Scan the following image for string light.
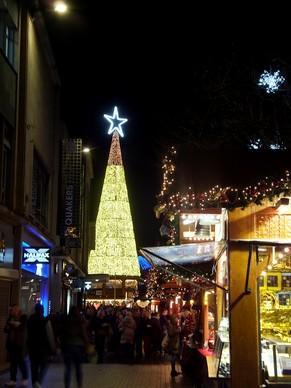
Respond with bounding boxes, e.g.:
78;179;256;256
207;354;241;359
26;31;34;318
142;265;212;300
155;148;291;243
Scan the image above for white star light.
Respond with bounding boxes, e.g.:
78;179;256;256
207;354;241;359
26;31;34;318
104;106;128;137
258;70;285;94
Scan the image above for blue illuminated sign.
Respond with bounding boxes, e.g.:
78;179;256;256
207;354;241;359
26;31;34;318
22;247;50;264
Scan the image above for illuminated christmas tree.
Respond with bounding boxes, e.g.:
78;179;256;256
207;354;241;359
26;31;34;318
88;107;140;277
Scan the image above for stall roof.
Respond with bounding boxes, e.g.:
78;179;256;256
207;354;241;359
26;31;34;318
230;239;291;246
140;241;225;266
140;241;227;291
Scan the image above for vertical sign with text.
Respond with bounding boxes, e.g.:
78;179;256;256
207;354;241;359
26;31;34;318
61;139;82;247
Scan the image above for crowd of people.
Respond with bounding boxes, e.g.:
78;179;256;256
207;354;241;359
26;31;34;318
3;302;202;388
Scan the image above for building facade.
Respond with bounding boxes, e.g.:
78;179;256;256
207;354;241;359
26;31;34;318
0;3;95;366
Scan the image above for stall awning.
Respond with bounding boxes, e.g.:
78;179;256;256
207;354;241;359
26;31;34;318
230;239;291;246
140;241;225;266
140;241;227;291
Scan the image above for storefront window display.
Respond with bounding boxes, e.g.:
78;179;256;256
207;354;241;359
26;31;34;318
20;242;50;316
258;245;291;382
179;210;227;243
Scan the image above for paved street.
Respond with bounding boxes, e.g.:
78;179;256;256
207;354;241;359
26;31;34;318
0;362;205;388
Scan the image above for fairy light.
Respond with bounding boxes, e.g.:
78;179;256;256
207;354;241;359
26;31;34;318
156;147;291;243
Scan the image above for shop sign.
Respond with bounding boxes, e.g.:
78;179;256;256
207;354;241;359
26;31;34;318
85;281;92;290
22;247;50;264
61;139;82;247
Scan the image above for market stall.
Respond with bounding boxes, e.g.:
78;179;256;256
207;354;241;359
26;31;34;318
140;241;230;383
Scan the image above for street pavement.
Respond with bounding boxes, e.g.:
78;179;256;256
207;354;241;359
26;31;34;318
0;361;205;388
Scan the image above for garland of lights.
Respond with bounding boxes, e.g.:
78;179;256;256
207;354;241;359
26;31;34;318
155;147;291;243
156;148;291;216
143;265;213;300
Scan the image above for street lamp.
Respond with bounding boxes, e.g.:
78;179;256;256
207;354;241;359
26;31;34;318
54;1;68;14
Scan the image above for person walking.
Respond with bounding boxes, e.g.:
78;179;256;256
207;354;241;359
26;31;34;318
60;306;89;388
119;310;136;364
150;312;162;360
4;305;29;387
27;303;56;388
141;310;152;361
166;315;181;377
91;309;108;363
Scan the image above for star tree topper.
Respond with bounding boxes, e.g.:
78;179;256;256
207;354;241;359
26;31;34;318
104;106;128;137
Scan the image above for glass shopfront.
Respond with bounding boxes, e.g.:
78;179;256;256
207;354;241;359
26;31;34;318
258;245;291;383
20;242;50;316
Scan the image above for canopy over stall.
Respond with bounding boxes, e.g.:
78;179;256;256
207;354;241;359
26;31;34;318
140;241;227;291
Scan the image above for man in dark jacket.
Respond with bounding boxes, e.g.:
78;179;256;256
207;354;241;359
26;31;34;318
4;304;28;387
27;303;56;388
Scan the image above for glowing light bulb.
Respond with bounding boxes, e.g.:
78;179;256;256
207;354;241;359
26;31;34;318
54;1;68;13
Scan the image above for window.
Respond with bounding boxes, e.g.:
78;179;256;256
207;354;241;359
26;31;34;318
32;151;49;226
5;25;15;65
0;11;17;68
258;276;264;287
282;274;291;288
259;245;291;382
0;121;12;206
267;275;278;287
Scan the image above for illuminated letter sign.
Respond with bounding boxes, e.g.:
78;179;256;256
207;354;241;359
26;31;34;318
64;184;74;226
23;247;50;264
61;139;82;247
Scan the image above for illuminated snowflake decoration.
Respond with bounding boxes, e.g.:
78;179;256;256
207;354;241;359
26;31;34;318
258;70;285;94
248;137;286;151
249;138;262;150
104;106;128;137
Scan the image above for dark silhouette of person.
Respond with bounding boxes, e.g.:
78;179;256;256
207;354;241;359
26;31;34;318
60;306;89;388
4;304;28;387
27;303;56;388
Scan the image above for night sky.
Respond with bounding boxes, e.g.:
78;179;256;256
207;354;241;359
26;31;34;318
42;2;291;247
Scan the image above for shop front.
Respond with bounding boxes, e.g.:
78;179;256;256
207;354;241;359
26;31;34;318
228;197;291;388
20;225;54;316
0;221;19;366
258;244;291;383
21;242;50;316
83;275;138;307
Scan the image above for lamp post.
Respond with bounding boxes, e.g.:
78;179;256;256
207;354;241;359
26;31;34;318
114;273;116;303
